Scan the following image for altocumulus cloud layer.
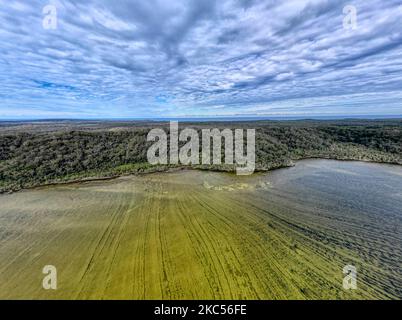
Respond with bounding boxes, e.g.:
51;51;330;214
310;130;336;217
0;0;401;119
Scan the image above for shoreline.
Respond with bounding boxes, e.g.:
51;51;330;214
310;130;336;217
1;157;401;195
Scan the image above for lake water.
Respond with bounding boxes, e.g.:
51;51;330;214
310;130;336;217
0;159;401;299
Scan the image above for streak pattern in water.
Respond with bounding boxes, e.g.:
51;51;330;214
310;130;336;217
0;160;401;299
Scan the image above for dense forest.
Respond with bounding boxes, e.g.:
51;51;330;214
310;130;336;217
0;119;401;193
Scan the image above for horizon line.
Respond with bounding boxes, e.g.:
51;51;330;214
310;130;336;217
1;115;402;122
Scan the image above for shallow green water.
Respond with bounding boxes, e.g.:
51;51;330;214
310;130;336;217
0;159;401;299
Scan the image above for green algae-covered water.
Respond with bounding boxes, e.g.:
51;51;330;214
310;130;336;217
0;160;401;299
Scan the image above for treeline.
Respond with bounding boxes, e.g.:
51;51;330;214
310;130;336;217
0;120;401;192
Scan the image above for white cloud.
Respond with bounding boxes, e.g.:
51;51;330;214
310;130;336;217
0;0;401;118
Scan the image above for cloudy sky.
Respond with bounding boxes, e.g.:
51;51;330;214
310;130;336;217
0;0;401;119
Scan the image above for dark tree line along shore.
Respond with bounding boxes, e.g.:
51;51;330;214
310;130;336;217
0;119;401;193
